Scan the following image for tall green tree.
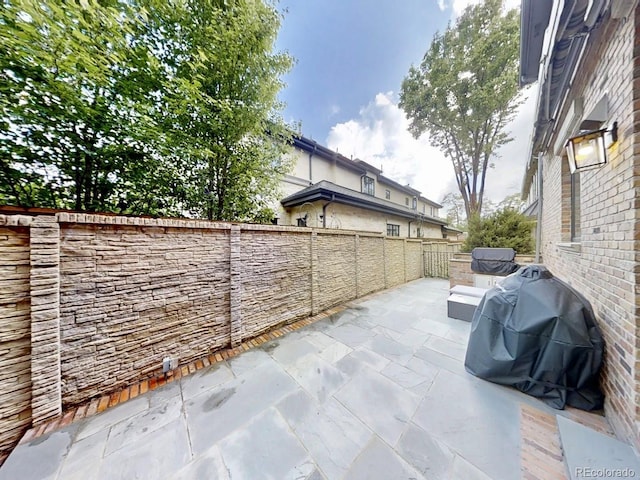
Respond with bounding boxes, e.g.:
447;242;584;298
142;0;293;220
0;0;293;221
441;192;466;229
400;0;520;219
0;0;173;213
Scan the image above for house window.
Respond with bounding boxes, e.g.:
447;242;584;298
571;172;581;242
362;176;375;196
422;204;426;213
297;217;307;227
416;227;423;238
385;189;391;200
412;197;417;209
405;197;409;206
561;154;581;244
387;224;400;236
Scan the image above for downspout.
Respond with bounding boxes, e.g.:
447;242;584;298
308;144;317;184
322;194;335;228
535;153;543;263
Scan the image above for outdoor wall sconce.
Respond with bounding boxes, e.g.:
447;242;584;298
565;122;618;173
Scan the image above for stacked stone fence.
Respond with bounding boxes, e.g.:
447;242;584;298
0;212;426;458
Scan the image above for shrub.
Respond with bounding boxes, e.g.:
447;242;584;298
463;208;534;254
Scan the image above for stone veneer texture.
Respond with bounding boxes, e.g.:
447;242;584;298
0;226;31;454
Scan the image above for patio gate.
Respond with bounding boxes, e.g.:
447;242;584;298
423;242;461;278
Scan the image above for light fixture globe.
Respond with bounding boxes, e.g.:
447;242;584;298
565;122;618;174
565;129;607;174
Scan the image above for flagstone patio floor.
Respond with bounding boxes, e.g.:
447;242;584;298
0;278;633;480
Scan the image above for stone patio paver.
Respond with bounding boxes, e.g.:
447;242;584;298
0;278;627;479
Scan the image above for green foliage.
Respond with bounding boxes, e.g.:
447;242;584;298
463;207;534;254
141;0;293;220
441;192;467;229
0;0;293;221
400;0;521;219
496;192;525;212
1;0;165;213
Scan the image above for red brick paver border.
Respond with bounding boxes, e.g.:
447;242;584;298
520;404;568;480
519;403;615;480
16;303;352;448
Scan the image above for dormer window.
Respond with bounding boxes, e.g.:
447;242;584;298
412;197;417;209
362;176;375;196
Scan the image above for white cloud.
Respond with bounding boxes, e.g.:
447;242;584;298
437;0;447;11
326;87;539;206
326;92;455;204
452;0;481;17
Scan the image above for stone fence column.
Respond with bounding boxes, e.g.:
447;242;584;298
354;234;360;297
30;215;61;424
310;231;318;315
229;224;243;347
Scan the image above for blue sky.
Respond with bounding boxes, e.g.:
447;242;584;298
274;0;536;206
276;0;450;141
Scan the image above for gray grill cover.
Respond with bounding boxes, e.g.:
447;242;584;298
464;265;604;411
470;248;519;275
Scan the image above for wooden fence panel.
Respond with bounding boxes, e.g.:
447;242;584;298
422;242;461;279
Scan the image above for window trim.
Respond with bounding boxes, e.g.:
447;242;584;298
362;176;375;196
386;224;400;236
570;171;581;242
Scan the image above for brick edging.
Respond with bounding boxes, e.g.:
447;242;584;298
17;303;354;446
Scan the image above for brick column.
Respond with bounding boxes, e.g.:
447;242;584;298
30;216;61;424
229;225;243;347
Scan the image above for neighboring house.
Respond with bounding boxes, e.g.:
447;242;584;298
276;135;460;239
520;1;640;448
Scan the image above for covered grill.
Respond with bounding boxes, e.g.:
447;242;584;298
470;247;519;275
464;265;605;411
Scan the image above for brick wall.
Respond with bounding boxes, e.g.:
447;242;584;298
449;253;536;288
0;221;31;457
538;6;640;448
0;211;427;457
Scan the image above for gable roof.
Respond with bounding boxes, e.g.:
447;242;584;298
280;180;447;226
291;135;442;208
292;136;365;174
